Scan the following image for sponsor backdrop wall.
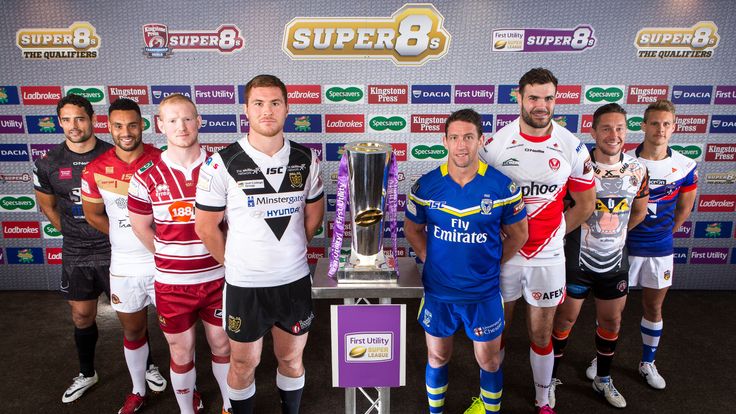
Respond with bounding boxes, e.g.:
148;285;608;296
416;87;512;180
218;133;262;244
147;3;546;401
1;0;735;290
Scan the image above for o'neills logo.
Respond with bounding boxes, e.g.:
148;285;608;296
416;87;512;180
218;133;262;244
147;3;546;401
698;195;736;212
635;21;720;58
2;221;41;239
675;115;708;133
16;22;100;59
411;114;448;133
282;4;450;66
20;86;63;105
46;248;63;264
368;85;408;104
627;85;669;104
287;85;321;104
706;144;736;161
143;23;244;58
108;86;149;104
325;114;365;133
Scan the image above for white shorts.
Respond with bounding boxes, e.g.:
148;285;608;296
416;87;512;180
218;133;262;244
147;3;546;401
628;255;673;289
110;273;156;313
500;263;566;308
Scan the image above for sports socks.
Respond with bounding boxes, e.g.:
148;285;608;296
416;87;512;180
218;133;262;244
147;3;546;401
74;323;98;377
211;354;231;411
170;359;196;414
640;318;662;363
595;326;618;379
277;370;305;414
551;328;571;378
425;363;448;413
123;335;149;396
228;382;255;414
480;367;503;413
530;340;554;408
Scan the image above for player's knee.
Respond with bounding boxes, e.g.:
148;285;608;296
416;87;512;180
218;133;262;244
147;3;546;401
230;351;260;374
530;331;552;348
168;342;195;365
122;326;147;341
427;350;451;367
71;312;95;328
597;316;621;333
476;352;501;372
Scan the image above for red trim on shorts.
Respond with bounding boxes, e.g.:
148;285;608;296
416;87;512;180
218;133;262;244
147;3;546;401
596;326;619;340
123;335;147;350
211;354;230;364
530;340;553;355
170;359;194;374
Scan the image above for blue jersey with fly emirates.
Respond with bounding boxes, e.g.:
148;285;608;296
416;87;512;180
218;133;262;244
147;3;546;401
406;161;525;303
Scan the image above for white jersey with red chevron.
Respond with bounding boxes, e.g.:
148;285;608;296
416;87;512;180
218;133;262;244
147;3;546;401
127;148;224;284
480;117;594;265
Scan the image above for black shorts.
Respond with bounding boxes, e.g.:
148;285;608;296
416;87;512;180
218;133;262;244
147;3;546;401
565;270;628;300
60;256;111;301
224;275;314;343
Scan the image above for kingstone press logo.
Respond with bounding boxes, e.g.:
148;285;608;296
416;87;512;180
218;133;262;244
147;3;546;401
194;85;236;104
671;144;704;161
108;86;149;104
20;86;63;105
325;114;365;133
671;85;712;104
710;115;736;133
0;86;20;105
368;115;407;133
714;86;736;105
285;114;322;133
368;85;408;104
676;115;708;133
324;85;365;104
706;144;736;162
454;85;495;104
411;85;451;104
64;86;106;105
635;21;720;58
150;86;192;104
16;22;100;59
142;23;244;58
6;248;43;264
0;144;29;161
282;4;450;66
492;25;596;52
584;85;625;104
411;114;447;133
694;221;732;239
0;195;37;212
286;85;322;104
26;115;60;134
553;115;578;133
411;144;447;161
627;85;669;104
199;115;238;133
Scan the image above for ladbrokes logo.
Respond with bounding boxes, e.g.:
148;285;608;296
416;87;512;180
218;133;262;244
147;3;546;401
635;21;720;58
390;143;408;161
16;22;100;59
411;114;447;133
2;221;41;239
584;85;624;104
325;114;365;133
282;4;450;66
143;23;244;58
65;86;106;105
411;144;447;160
287;85;321;104
698;195;736;212
369;116;407;132
20;86;63;105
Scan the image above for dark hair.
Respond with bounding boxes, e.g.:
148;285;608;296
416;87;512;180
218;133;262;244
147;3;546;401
592;103;627;129
445;108;482;137
108;98;141;117
643;99;676;122
518;68;558;96
56;93;93;118
244;74;288;105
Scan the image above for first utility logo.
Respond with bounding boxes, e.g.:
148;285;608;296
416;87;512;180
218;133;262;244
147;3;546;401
282;4;450;66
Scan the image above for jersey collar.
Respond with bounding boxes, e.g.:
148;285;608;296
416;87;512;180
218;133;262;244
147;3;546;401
634;143;672;158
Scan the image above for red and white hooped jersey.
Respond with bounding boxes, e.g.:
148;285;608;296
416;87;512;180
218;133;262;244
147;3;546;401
480;117;594;265
81;144;161;275
127;148;224;284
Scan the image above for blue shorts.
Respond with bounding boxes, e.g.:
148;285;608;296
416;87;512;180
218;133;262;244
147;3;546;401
417;293;504;342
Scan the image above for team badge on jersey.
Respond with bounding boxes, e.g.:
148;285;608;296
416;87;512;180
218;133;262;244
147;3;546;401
549;158;560;171
480;198;493;215
289;172;303;188
663;270;671;280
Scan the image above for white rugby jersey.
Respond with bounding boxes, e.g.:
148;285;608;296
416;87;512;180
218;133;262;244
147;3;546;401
480;117;595;265
127;148;224;285
195;137;323;288
81;144;161;275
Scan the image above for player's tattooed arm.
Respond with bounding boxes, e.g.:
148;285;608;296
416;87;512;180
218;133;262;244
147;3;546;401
564;186;596;234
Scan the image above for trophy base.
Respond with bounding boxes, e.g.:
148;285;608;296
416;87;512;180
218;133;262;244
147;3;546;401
336;251;398;284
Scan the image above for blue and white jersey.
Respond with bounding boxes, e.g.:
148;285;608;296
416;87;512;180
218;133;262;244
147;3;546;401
406;161;525;303
627;145;697;257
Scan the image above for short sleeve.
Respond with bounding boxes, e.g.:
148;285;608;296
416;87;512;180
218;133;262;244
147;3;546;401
195;154;228;212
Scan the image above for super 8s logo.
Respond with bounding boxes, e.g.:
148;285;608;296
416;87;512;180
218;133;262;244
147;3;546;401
282;4;450;65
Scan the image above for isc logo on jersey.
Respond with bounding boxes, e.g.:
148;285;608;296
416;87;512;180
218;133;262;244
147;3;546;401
635;21;720;59
282;4;450;66
143;23;244;58
16;22;100;59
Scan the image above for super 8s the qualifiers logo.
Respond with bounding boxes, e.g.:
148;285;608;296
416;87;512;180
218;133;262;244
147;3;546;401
17;22;100;59
282;4;450;66
143;24;244;58
635;21;720;58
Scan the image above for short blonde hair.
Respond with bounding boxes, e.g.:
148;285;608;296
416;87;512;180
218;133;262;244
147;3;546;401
158;93;197;117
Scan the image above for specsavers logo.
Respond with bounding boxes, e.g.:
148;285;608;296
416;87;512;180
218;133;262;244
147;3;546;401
584;85;625;104
411;144;447;160
671;144;704;161
143;23;244;58
16;22;100;59
64;86;107;105
324;85;364;103
635;21;720;58
0;195;37;212
369;116;407;132
282;4;450;66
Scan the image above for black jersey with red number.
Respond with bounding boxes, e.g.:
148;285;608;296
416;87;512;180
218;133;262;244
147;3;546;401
33;139;113;257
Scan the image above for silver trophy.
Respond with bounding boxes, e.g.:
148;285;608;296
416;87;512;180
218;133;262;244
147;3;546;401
338;141;397;282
